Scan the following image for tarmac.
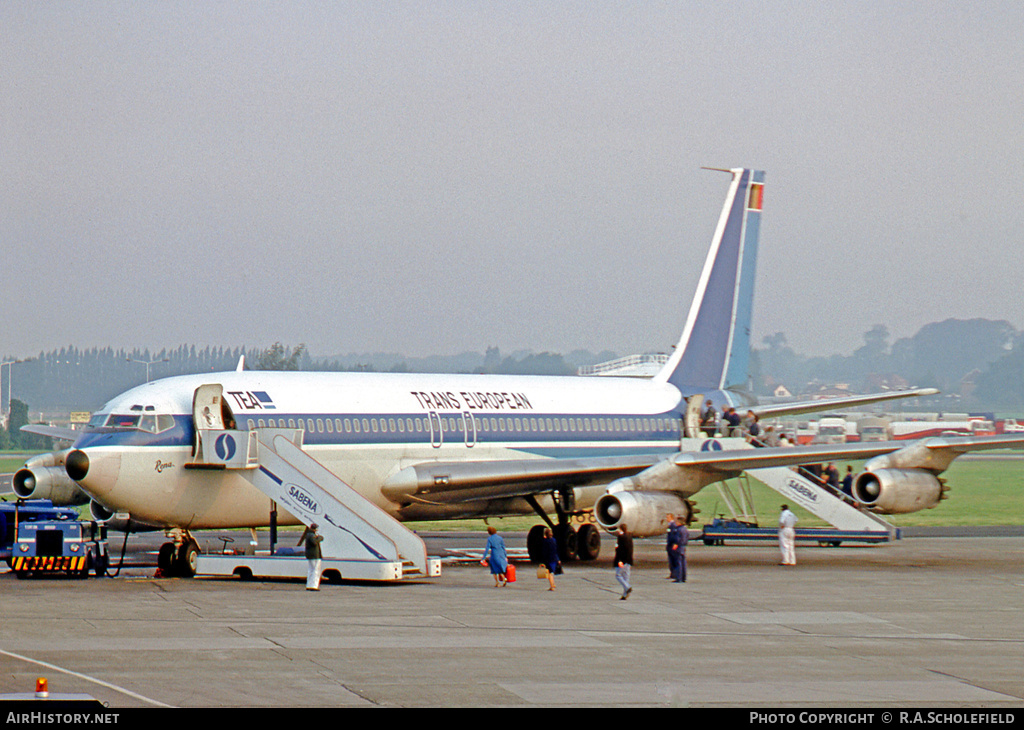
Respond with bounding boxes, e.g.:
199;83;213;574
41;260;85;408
1;530;1023;709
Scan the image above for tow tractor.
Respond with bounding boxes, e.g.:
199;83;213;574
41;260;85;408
2;499;109;578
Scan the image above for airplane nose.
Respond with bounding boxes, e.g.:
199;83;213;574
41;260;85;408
66;449;90;481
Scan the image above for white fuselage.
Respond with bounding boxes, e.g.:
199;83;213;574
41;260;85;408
69;369;718;529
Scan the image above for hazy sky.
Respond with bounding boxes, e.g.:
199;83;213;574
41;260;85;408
3;2;1023;362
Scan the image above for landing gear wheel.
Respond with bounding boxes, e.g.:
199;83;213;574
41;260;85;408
576;523;601;561
175;541;199;578
554;524;578;563
158;543;176;574
527;525;546;564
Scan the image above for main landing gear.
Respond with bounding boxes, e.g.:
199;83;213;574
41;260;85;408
524;491;602;564
157;529;200;578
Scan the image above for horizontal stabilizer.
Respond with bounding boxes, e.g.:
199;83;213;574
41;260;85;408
751;387;940;419
674;433;1024;474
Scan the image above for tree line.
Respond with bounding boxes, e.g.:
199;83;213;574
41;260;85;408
4;319;1024;416
752;318;1024;409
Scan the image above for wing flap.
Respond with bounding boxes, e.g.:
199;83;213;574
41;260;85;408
382;454;661;504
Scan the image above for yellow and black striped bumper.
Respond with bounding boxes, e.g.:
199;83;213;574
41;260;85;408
11;555;87;572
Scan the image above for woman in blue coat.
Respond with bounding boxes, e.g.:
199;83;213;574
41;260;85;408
541;527;560;591
481;526;508;587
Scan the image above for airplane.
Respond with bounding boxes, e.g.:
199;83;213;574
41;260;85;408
13;167;1024;576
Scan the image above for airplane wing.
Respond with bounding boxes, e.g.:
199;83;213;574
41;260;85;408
750;387;940;419
384;434;1024;506
383;454;661;504
19;424;81;442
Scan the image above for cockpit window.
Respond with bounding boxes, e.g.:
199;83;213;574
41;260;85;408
105;414;141;429
100;407;176;433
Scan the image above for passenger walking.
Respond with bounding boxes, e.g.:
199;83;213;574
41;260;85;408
700;400;718;436
541;527;560;591
723;407;742;436
841;465;854;496
481;526;509;587
614;525;633;600
666;513;685;583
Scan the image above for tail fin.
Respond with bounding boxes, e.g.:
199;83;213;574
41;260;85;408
655;168;764;391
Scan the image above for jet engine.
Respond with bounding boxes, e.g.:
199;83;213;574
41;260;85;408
12;451;90;506
852;468;946;514
89;500;115;522
594;487;691;537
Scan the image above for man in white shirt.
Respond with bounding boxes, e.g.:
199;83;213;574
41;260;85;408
778;505;797;566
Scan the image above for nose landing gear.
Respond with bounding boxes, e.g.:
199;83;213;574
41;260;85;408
157;529;200;577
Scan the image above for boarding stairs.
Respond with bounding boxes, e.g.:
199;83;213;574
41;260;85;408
711;466;898;542
193;426;433;577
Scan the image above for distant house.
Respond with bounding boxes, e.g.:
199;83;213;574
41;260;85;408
773;384;792;398
807;383;852;399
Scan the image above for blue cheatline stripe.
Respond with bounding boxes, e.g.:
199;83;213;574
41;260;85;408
259;466;283;485
322;513;389;560
78;408;761;452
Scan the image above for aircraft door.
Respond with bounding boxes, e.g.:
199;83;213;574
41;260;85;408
463;411;477;448
193;384;226;431
428;411;443;448
192;384;231;459
683;394;704;441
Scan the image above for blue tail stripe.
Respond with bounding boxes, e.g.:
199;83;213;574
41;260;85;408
725;197;761;389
